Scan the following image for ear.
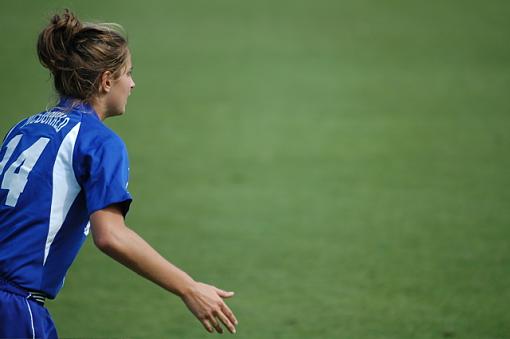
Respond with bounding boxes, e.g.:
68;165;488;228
100;71;113;93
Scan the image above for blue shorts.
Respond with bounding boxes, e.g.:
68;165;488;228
0;278;58;339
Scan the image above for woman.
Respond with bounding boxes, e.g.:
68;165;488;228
0;9;237;338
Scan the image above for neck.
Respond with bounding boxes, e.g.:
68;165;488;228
90;99;108;121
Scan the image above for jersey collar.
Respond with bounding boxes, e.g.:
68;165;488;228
57;97;100;120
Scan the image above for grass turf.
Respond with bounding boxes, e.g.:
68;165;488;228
1;0;509;338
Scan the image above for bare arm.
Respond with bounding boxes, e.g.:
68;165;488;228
90;205;238;334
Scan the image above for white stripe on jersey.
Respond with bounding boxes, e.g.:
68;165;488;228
44;123;82;265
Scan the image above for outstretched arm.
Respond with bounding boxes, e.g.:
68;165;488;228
90;204;238;334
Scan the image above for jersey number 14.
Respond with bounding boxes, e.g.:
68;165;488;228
0;135;50;207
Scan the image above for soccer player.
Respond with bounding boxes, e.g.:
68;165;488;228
0;9;237;338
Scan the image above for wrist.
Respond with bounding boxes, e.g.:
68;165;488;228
175;276;197;298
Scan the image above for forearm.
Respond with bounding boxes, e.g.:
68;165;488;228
91;210;195;297
90;206;238;334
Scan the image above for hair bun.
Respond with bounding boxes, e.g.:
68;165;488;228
37;9;83;73
36;9;129;101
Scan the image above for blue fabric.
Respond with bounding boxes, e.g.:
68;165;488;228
0;280;58;339
73;109;132;216
0;98;132;299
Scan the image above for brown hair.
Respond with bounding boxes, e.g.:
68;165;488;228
37;9;129;102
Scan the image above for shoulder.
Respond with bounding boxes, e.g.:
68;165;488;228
2;117;29;142
72;111;130;181
76;112;127;152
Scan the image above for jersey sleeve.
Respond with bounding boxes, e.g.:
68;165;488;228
76;131;132;216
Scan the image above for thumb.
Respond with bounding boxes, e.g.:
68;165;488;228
215;287;235;298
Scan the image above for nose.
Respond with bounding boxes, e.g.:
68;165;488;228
131;78;135;89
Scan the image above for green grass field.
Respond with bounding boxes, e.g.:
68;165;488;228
1;1;510;338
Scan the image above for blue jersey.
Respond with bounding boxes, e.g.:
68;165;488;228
0;98;132;299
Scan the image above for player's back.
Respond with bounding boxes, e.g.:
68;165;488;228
0;99;131;298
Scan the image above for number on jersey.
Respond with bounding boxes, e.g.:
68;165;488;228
0;135;50;207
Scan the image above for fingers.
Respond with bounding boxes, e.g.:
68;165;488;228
203;315;231;334
221;302;239;327
214;286;238;331
209;316;224;334
188;283;238;334
202;318;213;333
215;287;235;299
215;308;236;334
201;304;238;334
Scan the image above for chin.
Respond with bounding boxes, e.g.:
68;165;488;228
106;109;125;119
116;105;127;115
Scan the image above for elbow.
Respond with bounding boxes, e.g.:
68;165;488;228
92;228;120;254
93;233;112;253
90;205;128;255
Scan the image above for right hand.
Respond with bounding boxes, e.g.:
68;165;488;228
180;281;238;334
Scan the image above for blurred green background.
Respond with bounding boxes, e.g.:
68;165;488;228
1;0;510;338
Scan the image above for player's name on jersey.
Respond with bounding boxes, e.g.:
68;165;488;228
23;110;71;132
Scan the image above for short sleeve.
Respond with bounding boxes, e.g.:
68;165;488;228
78;135;132;216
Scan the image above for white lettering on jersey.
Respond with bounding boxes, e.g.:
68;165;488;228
23;110;70;132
